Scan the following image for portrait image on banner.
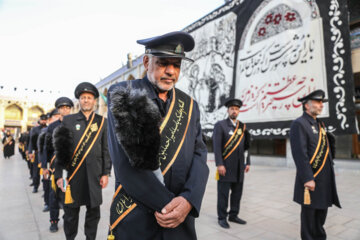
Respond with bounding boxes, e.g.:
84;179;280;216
178;11;238;131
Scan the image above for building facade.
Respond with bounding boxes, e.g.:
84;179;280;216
0;95;53;138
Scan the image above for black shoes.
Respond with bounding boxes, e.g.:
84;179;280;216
29;183;34;186
218;219;230;229
43;205;50;212
32;188;38;193
229;216;247;225
49;221;58;232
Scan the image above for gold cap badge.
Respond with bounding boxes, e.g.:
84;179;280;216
175;44;183;54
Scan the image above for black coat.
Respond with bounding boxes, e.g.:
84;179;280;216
213;118;250;182
28;125;46;164
37;127;47;168
54;111;111;208
42;120;61;169
2;136;15;158
107;77;209;240
290;112;341;209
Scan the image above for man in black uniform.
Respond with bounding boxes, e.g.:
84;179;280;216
18;131;28;160
28;114;48;193
54;82;111;240
43;97;73;232
107;31;209;240
212;99;251;229
290;90;341;240
38;113;54;212
24;131;32;179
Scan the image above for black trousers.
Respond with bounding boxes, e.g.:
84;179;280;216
27;161;33;178
217;181;244;220
43;179;50;205
49;186;60;222
63;205;100;240
32;162;40;189
301;206;328;240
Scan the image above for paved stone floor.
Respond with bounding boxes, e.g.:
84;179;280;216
0;152;360;239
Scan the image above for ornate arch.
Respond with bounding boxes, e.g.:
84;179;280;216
27;105;44;122
5;104;23;120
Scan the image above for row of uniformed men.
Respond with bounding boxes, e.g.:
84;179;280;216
16;30;340;240
18;82;111;239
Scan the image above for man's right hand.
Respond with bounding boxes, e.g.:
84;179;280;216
56;178;66;193
304;180;315;191
217;165;226;176
42;169;49;180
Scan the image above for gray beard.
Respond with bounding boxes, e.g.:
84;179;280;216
149;76;174;93
309;110;320;118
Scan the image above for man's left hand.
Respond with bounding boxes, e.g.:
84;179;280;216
154;196;192;228
100;175;108;188
245;165;250;173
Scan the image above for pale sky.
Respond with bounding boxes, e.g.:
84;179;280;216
0;0;225;99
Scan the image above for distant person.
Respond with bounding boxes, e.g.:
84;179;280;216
28;114;48;193
212;99;251;229
290;90;341;240
42;97;73;232
2;130;15;158
18;131;28;160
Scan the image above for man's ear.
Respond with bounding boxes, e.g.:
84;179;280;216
143;55;150;70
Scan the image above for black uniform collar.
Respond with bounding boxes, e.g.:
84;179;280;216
76;110;94;121
303;112;318;125
143;76;172;101
227;118;238;127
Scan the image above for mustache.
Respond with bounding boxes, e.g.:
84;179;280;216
160;77;176;81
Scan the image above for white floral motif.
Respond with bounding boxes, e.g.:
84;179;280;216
249;128;290;136
329;0;348;129
249;125;335;137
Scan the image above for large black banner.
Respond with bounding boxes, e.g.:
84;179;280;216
178;0;358;138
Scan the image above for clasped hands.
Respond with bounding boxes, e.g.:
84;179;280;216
155;196;192;228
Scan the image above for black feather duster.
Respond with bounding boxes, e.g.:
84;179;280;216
45;132;54;161
53;125;73;169
110;85;161;170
